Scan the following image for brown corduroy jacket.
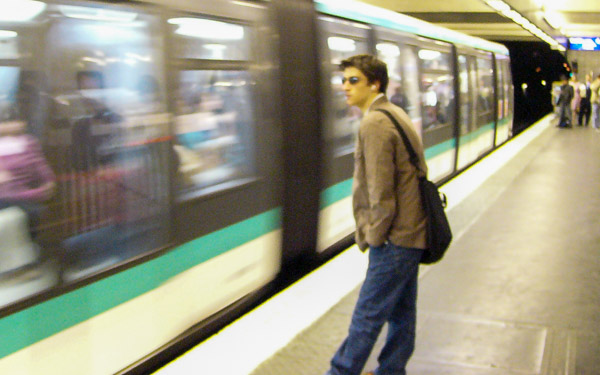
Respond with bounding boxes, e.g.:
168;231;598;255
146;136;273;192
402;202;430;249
353;96;427;251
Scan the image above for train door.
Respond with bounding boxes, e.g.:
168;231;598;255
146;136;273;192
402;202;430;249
315;15;371;252
495;54;511;145
501;56;514;139
415;40;456;181
374;28;422;143
457;53;479;169
474;52;496;157
457;49;496;169
0;1;173;286
166;3;282;313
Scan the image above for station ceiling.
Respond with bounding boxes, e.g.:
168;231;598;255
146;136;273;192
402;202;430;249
359;0;600;46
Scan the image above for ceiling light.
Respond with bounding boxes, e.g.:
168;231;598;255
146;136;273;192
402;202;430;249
543;10;565;30
376;43;400;57
59;5;137;22
0;0;46;22
168;18;244;40
0;30;18;38
327;37;356;52
418;49;441;60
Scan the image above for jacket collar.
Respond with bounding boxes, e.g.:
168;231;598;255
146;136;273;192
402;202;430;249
365;94;388;115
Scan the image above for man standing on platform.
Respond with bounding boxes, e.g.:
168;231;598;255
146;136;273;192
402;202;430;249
591;74;600;131
578;74;592;126
324;54;427;375
557;75;574;128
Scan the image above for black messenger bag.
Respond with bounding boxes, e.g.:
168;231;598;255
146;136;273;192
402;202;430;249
376;109;452;264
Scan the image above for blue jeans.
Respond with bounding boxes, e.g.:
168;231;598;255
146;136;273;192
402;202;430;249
327;243;423;375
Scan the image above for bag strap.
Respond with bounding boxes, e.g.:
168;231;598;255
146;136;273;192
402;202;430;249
375;109;422;172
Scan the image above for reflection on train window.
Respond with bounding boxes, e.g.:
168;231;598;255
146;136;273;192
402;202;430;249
326;35;368;153
0;30;19;60
377;42;422;134
174;70;254;192
327;36;368;65
458;55;473;135
419;49;454;130
0;3;171;307
169;17;250;60
419;49;451;70
476;56;494;127
329;72;362;154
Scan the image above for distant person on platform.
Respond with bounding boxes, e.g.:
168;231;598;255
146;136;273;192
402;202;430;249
578;74;592;126
324;54;427;375
590;74;600;131
557;75;574;128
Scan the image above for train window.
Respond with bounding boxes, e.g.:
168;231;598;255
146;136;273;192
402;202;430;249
327;34;369;153
496;59;505;120
174;70;254;192
0;31;19;60
476;55;494;128
327;36;369;65
377;42;422;134
318;16;370;155
168;18;251;60
168;13;256;196
458;55;473;135
419;48;454;131
0;1;171;305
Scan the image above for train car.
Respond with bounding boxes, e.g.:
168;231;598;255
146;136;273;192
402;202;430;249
314;0;513;253
0;0;513;374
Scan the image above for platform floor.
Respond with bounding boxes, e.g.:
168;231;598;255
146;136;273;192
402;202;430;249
156;117;600;375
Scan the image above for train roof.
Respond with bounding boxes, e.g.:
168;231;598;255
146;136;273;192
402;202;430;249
315;0;510;56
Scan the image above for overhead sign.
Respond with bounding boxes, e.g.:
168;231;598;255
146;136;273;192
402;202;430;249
568;37;600;51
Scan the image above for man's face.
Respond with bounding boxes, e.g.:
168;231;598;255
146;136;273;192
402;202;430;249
342;67;373;108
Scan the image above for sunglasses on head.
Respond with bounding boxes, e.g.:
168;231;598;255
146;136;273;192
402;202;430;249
341;76;360;85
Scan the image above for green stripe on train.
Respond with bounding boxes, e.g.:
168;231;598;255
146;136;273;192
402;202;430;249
320;136;457;209
458;122;495;144
320;133;467;208
0;208;281;359
424;138;456;160
321;179;353;209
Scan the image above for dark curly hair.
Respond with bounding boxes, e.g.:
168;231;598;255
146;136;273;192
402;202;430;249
339;54;389;93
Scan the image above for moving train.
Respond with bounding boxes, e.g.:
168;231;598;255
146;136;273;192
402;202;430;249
0;0;513;373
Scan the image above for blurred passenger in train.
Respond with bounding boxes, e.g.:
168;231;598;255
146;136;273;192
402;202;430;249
136;74;164;113
73;70;122;170
557;75;574;128
325;55;427;375
578;74;592;126
0;111;55;235
15;71;49;139
590;74;600;130
390;86;409;113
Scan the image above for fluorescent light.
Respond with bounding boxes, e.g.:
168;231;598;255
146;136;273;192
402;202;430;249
231;0;266;9
543;10;565;30
0;0;46;22
418;49;441;60
58;5;137;22
484;0;564;51
168;18;244;40
376;43;400;57
204;44;227;51
0;30;18;38
486;0;510;12
327;37;356;52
